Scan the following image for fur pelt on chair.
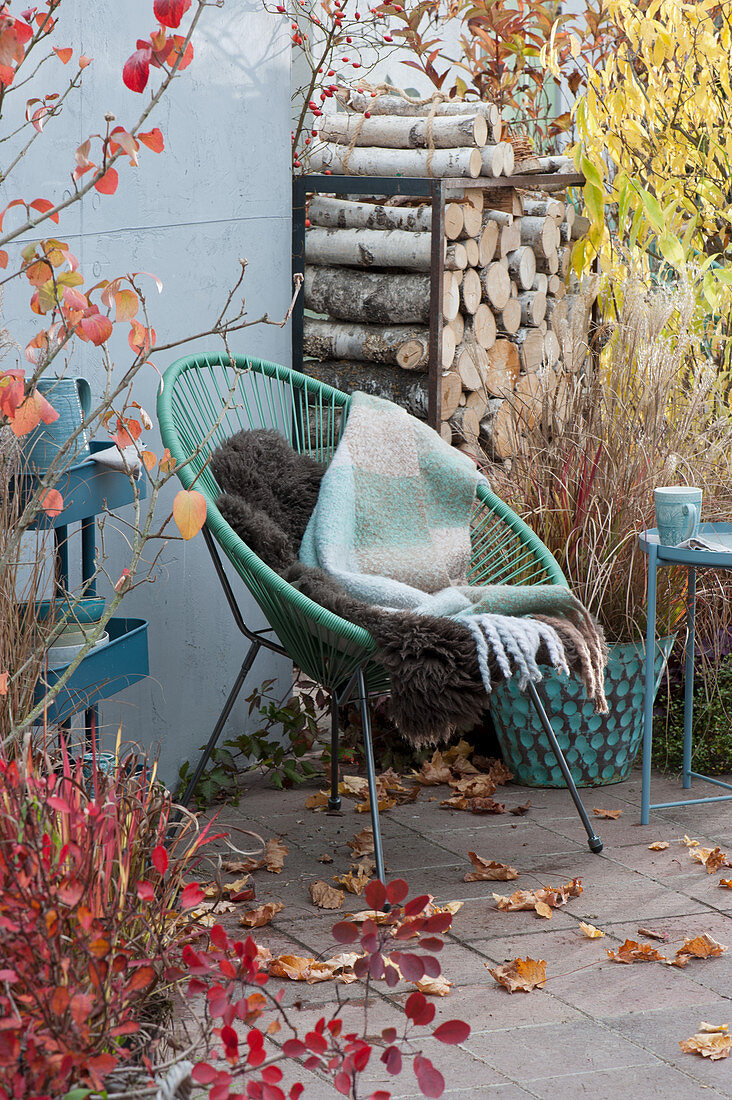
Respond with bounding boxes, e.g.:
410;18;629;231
210;429;593;747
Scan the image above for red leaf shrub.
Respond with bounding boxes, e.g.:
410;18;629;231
0;746;215;1096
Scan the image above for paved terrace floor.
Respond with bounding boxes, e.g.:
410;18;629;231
203;768;732;1099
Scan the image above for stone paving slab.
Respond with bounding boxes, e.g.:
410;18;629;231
200;767;732;1098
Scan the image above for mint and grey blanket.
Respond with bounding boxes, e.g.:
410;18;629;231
299;392;607;711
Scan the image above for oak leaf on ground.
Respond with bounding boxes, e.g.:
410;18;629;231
606;939;666;963
347;827;375;858
648;841;669;851
487;957;546;993
442;739;473;764
464;852;519;882
493;878;583;919
415;974;453;996
268;952;361;984
450;775;498;799
679;1022;731;1061
309;880;345;909
670;934;727;967
238;901;284;928
690;846;730;874
334;860;374;895
592;807;622;819
305;790;330;810
413;750;453;786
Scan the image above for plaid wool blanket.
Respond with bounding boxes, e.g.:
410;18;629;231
299;392;607;710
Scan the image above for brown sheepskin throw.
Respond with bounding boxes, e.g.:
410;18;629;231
211;429;601;746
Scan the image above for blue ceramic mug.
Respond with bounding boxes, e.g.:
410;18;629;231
654;485;702;546
21;376;92;474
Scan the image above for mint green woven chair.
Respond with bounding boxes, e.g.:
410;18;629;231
158;353;602;881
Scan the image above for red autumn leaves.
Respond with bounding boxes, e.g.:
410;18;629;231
123;1;194;94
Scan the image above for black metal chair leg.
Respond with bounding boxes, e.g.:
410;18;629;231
179;638;262;808
328;694;341;810
526;680;603;854
356;668;388;898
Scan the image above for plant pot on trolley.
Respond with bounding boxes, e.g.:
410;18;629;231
489;637;675;788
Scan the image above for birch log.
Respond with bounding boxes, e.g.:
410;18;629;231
499;223;522;257
442;325;458;370
478;221;498;265
460;268;482;314
499;299;522;336
450;406;480;445
511;327;545;372
506;246;536;289
571;214;590;240
444;203;465;240
464;238;480;267
481;262;511;310
443;271;461;321
480;400;521;459
338;90;500;124
467;303;497;349
459;204;483;239
303;319;429;369
479;144;511;177
306;227;467;271
318;112;488;149
531;273;548;294
309;143;482;178
544;330;561;366
547;274;565;299
513;371;545;431
484;340;520;395
304;361;429;419
465;389;489;419
522;197;565;222
307;196;433;233
517;291;547;327
454;346;484;391
441;372;462;419
534;250;559;275
520;216;559;257
304;268;432;324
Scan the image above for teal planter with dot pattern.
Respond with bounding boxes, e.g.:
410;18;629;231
490;638;674;788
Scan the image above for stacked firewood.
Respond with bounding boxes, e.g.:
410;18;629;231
309;89;516;180
303;187;590;457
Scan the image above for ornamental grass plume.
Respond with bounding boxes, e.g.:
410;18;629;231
491;268;732;648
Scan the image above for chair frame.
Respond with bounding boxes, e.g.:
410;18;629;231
160;354;602;883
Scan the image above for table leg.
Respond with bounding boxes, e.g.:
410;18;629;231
682;565;696;789
641;543;658;825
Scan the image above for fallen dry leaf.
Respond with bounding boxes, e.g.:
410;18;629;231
239;901;284;929
318;854;334;864
592;807;623;819
346;898;463;929
268;952;361;984
189;899;238;926
670;934;728;968
334;860;373;895
493;879;583;919
222;857;263;874
637;926;668;942
509;801;532;817
265;837;288;873
449;774;498;799
691;846;730;874
413;750;453;786
487;957;546;993
305;791;330;811
719;879;732;889
607;938;666;963
309;880;344;910
347;827;374;858
415;974;453;996
442;739;473;764
449;755;480;777
648;841;669;851
441;795;506;814
341;775;369;799
472;757;513;785
579;922;605;939
356;795;397;813
680;1022;731;1061
464;852;519;882
683;835;700;847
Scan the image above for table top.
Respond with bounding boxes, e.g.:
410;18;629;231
638;523;732;567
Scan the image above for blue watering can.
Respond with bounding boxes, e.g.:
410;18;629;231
22;376;92;474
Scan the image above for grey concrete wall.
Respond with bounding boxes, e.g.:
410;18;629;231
4;1;293;785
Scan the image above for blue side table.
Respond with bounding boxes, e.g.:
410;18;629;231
638;523;732;824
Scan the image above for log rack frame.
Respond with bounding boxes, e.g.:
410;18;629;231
292;171;584;430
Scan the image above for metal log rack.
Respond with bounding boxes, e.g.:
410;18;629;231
292;171;584;429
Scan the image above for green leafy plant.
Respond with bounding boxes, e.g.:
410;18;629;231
177;678;326;809
653;654;732;776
